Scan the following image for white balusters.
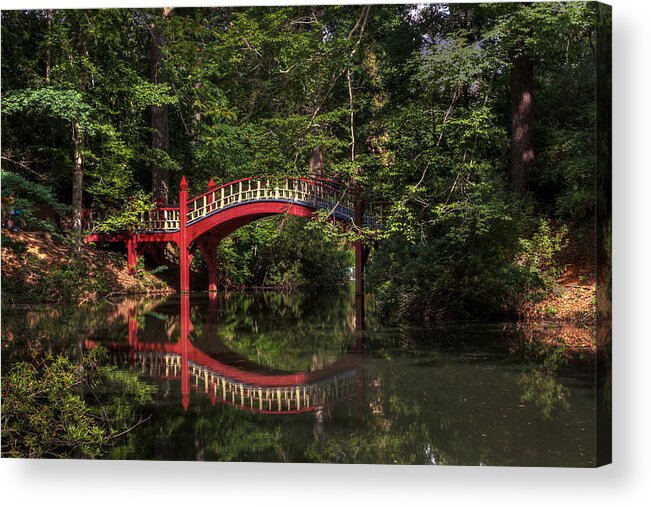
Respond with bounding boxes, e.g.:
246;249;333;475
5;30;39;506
130;176;374;232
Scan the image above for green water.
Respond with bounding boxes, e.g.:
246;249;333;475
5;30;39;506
1;288;597;466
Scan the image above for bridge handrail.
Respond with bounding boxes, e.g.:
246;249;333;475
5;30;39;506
83;175;384;233
185;176;356;225
186;175;345;205
138;207;180;231
185;176;347;207
134;350;360;413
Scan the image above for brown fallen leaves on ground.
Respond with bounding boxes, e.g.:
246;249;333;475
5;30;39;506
2;230;174;303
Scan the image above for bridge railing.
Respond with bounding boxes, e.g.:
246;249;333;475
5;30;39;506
137;207;180;231
81;209;105;231
129;350;360;413
83;176;386;233
83;208;181;232
188;360;359;412
186;176;355;224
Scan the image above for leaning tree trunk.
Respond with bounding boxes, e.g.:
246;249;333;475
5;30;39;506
510;53;534;197
71;120;84;232
149;8;172;204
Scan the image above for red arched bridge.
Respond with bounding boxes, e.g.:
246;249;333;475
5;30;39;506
84;295;366;414
83;176;381;294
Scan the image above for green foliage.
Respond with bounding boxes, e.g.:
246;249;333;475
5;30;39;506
208;290;354;371
516;341;571;421
545;305;559;318
38;256;110;300
93;190;153;233
519;370;570;420
368;174;541;321
1;170;70;231
1;343;159;459
1;4;598;321
517;219;568;289
361;2;596;321
1;348;109;458
215;216;352;290
92;366;157;439
2;87;95;133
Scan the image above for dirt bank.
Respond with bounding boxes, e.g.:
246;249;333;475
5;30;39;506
523;226;597;350
1;230;174;304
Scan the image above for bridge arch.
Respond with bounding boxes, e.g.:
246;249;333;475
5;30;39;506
83;175;375;295
187;201;324;243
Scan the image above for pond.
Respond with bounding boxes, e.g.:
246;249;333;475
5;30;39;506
1;287;597;466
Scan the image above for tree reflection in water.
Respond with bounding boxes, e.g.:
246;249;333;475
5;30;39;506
2;289;596;465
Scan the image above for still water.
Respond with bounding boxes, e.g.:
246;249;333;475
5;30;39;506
2;288;597;466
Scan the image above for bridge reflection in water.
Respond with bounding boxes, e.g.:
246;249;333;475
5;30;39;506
85;293;366;415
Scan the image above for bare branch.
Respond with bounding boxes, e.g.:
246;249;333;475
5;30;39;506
107;414;153;441
1;154;43;178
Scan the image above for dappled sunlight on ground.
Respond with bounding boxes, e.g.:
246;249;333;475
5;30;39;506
1;230;174;304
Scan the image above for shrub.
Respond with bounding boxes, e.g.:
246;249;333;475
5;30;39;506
1;348;110;458
367;201;568;322
2;347;157;459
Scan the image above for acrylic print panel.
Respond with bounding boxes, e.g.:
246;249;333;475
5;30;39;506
0;2;611;466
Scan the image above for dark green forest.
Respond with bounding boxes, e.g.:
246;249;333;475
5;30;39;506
1;3;602;321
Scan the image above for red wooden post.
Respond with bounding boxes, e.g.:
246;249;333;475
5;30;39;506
179;176;190;293
200;238;220;293
355;290;365;331
208;178;216;205
127;235;139;274
128;308;138;348
208;290;218;316
207;250;218;292
180;293;190;412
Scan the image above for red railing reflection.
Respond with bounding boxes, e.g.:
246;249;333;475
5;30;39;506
85;295;366;414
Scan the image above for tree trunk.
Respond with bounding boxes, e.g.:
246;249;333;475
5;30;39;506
510;53;534;197
45;9;53;83
309;148;323;175
192;80;202;145
150;8;172;204
71;121;84;232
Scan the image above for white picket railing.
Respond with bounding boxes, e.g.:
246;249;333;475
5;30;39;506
186;177;354;224
137;208;180;231
85;176;384;233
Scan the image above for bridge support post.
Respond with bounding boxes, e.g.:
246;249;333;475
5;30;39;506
207;263;218;292
355;291;365;331
127;235;139;274
180;293;190;412
127;308;138;349
198;238;220;292
179;176;190;293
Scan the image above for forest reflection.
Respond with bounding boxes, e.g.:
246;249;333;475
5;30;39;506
2;289;597;465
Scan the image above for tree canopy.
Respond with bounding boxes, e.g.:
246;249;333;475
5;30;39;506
1;3;601;320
